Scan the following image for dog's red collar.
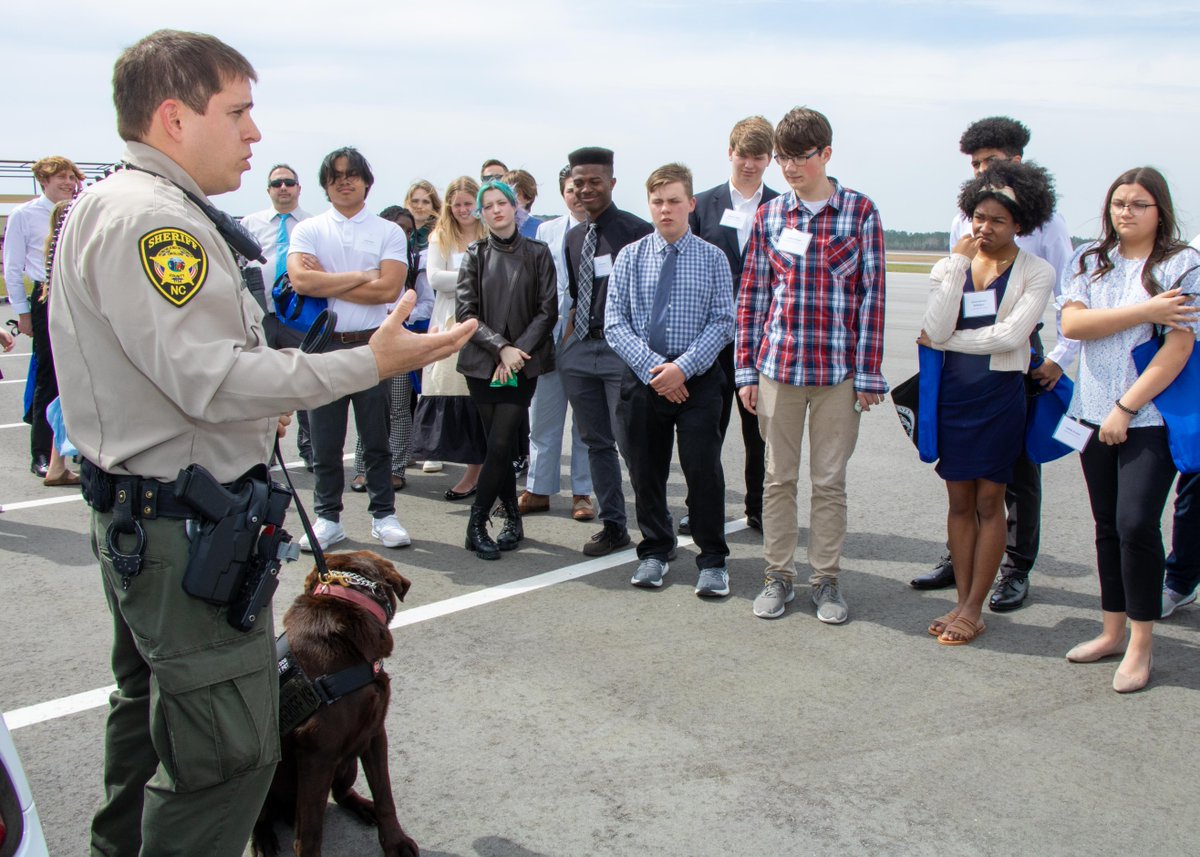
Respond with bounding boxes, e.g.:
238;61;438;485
314;582;390;628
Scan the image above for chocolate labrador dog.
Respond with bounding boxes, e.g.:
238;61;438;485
252;550;419;857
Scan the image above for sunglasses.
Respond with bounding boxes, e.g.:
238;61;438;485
268;178;298;188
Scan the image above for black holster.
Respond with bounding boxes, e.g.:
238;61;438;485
174;463;299;631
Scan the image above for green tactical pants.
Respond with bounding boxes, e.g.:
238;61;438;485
88;510;280;857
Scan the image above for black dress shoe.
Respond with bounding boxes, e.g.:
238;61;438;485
911;554;956;590
678;515;691;536
989;573;1029;612
445;485;478;501
30;455;49;478
746;513;763;531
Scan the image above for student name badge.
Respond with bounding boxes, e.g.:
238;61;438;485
1052;415;1094;452
962;290;998;318
451;252;465;269
720;209;748;230
593;254;614;278
776;228;812;257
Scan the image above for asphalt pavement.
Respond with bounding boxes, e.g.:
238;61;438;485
2;272;1197;856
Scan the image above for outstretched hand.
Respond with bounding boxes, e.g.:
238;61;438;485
369;291;477;379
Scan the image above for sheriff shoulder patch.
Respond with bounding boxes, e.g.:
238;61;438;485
139;228;208;307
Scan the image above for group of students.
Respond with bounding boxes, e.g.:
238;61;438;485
913;118;1199;695
11;107;1199;700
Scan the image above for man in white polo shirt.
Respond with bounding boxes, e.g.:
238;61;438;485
287;146;410;550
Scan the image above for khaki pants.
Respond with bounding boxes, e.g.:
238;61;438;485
757;375;861;584
89;511;279;857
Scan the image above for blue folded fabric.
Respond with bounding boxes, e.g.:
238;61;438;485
1025;374;1075;464
1132;335;1200;473
917;344;942;464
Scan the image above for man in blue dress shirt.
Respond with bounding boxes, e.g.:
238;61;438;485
606;163;735;595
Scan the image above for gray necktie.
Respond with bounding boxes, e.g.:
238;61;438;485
647;244;678;356
574;223;598;341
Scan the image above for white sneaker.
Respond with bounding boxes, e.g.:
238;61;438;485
372;514;412;548
299;517;346;552
422;460;443;473
1162;586;1197;618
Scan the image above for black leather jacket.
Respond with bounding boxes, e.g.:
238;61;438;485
455;230;558;380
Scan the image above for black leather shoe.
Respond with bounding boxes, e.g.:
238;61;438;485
989;573;1030;612
445;485;478;501
30;455;49;478
911;554;956;590
583;523;631;557
678;515;691;535
746;513;763;531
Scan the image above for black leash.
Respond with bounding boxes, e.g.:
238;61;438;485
272;309;338;578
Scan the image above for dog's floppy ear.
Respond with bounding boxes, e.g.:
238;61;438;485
384;564;413;604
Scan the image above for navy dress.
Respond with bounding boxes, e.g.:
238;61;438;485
936;266;1026;483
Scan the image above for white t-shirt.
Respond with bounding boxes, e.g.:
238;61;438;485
289;206;408;332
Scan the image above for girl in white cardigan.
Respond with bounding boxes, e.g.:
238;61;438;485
918;161;1056;645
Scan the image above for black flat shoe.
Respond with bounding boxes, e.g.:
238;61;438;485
746;513;763;532
911;554;956;590
445;486;478;501
989;573;1029;612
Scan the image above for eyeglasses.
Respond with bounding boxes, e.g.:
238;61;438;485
268;178;298;188
1110;201;1157;214
773;149;822;167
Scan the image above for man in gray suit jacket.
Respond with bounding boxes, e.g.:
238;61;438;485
686;116;780;533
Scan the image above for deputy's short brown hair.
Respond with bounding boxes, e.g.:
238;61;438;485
113;29;257;142
775;106;833;156
646;163;693;199
729;116;774;157
32;156;84;185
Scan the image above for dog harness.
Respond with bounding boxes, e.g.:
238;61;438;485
276;569;393;736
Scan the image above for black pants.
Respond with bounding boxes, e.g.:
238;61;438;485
618;362;729;569
717;342;765;518
1079;425;1177;621
29;292;56;462
308;340;394;521
1165;470;1200;596
1000;445;1041;575
467;376;537;513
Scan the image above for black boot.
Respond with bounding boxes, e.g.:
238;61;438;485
496;497;524;551
465;504;500;560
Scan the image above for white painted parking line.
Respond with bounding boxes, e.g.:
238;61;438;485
3;519;749;730
0;422;26;429
0;379;27;385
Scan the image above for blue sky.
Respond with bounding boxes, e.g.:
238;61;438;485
5;0;1199;239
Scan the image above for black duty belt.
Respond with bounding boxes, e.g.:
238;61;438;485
330;327;378;345
80;459;198;520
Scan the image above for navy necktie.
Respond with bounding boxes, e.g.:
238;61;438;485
647;243;679;356
574;223;598;340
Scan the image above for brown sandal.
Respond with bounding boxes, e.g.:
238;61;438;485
938;614;986;646
928;611;959;637
44;470;81;487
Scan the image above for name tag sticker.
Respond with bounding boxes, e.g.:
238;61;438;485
720;209;748;230
593;254;614;278
1052;416;1093;452
776;228;812;257
962;290;998;318
451;252;465;269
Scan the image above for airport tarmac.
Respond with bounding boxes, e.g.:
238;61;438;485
2;272;1196;856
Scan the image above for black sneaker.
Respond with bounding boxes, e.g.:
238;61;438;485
583;523;631;557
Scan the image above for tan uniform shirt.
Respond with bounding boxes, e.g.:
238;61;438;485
50;142;380;482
